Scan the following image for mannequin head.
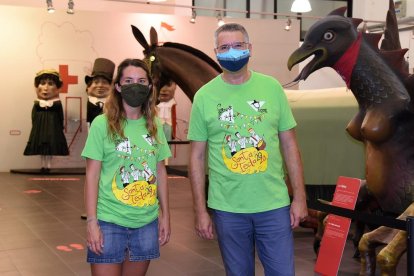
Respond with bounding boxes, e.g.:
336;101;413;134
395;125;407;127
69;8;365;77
85;58;115;99
86;76;112;98
158;81;176;103
34;69;62;100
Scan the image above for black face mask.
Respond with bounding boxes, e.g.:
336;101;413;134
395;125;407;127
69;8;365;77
120;83;151;107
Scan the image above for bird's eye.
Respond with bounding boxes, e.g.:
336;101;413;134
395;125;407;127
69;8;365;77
323;31;335;41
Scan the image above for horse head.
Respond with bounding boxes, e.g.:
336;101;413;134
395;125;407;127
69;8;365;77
131;25;222;102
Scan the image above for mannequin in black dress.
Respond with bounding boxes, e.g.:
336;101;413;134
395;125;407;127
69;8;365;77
24;69;69;172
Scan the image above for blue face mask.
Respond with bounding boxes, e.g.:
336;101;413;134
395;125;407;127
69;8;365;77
216;48;250;72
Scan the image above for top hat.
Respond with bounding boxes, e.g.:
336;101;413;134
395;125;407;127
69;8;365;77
85;58;115;84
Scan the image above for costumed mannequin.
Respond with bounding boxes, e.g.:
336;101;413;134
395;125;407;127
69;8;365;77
156;79;177;141
24;69;69;172
81;58;115;220
85;58;115;127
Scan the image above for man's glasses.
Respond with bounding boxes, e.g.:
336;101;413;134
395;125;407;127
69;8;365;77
216;42;249;53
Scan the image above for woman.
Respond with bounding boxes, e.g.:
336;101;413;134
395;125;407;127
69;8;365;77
82;59;171;276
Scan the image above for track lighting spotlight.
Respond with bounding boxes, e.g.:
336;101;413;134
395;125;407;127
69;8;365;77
190;9;196;24
285;18;292;31
291;0;312;13
67;0;75;14
46;0;55;13
217;11;225;27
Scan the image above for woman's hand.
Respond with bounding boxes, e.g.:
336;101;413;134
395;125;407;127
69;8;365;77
158;213;171;246
86;219;104;255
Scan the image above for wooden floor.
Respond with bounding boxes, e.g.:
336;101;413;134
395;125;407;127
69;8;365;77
0;172;407;275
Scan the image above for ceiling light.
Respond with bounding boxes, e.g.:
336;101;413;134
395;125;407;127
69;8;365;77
67;0;75;14
285;18;292;31
217;11;225;27
190;9;196;24
291;0;312;13
46;0;55;13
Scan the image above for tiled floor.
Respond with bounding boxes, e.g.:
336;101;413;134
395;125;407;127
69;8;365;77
0;172;407;275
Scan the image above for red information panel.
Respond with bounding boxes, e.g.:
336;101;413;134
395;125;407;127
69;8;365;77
314;176;361;276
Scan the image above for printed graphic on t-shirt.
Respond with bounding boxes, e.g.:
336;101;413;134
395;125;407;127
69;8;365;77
142;134;155;146
247;100;266;112
111;136;157;207
219;100;268;174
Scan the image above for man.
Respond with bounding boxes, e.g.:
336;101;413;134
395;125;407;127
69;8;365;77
187;23;307;276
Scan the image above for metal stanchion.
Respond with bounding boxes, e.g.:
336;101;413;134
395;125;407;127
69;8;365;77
408;216;414;276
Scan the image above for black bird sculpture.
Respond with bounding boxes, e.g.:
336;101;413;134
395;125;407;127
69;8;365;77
288;1;414;275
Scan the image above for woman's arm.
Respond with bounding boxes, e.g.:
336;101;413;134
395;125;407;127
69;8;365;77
84;158;103;254
157;160;170;245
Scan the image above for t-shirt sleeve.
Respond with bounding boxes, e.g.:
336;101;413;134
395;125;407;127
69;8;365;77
81;115;106;161
156;119;172;162
187;92;208;141
277;84;297;131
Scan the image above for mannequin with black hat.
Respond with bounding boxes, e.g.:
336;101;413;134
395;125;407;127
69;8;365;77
81;58;115;219
23;69;69;173
85;58;115;127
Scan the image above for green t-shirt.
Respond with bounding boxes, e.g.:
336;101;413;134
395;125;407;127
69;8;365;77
81;115;171;228
188;71;296;213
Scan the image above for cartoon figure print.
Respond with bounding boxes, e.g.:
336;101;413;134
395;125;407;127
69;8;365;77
129;164;141;182
141;160;156;184
110;136;157;207
120;166;131;188
235;132;247;150
219;100;268;174
248;128;266;150
225;135;237;156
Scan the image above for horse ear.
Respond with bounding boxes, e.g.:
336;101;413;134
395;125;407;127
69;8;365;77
327;6;347;16
131;25;150;52
150;27;158;46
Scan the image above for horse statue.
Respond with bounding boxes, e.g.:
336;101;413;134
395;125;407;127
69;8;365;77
131;25;222;102
288;0;414;275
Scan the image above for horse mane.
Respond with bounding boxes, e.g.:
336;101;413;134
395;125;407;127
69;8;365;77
162;42;222;73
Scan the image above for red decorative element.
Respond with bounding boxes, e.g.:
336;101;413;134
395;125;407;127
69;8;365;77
314;177;361;276
161;22;175;31
56;245;73;252
9;130;21;136
64;96;82;134
332;33;362;88
28;177;80;181
171;103;177;139
171;103;177;157
23;189;42;194
69;243;84;250
59;64;78;93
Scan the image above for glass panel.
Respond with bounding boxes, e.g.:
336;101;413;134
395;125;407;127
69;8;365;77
193;0;351;40
277;0;350;40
